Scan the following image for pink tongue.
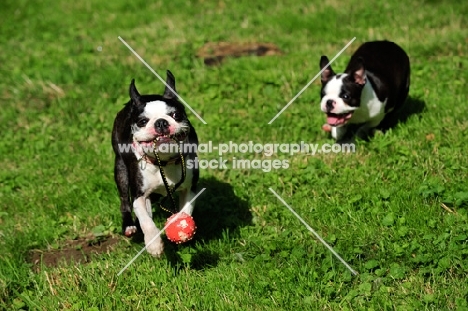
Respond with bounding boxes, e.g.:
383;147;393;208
327;113;352;126
327;115;341;125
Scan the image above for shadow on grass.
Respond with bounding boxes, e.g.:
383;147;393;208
338;96;426;142
149;176;252;271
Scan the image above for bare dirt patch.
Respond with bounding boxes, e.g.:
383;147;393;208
197;42;283;66
29;235;121;271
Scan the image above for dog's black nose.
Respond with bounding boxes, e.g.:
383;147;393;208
326;99;335;112
155;118;170;133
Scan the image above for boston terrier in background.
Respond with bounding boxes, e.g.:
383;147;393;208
111;71;199;257
319;40;410;142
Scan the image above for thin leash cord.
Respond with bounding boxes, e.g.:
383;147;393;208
153;139;187;214
171;138;187;192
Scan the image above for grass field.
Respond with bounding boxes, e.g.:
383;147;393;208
1;0;468;309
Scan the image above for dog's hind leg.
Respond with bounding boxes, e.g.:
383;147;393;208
114;156;137;237
355;117;384;141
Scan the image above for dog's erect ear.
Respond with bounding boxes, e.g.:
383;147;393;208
320;56;335;84
352;57;366;85
129;79;141;104
163;70;177;99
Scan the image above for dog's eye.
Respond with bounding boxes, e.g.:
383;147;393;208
137;118;149;127
342;94;350;100
170;112;182;121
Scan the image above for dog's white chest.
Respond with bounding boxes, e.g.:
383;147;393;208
350;82;387;124
139;162;190;197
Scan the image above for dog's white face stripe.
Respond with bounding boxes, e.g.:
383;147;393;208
144;100;175;118
324;75;346;97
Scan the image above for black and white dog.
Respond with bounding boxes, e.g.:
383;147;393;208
111;71;199;257
319;40;410;141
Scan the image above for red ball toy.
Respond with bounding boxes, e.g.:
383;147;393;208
165;212;196;244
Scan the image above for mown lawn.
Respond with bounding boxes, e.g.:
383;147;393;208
1;0;467;310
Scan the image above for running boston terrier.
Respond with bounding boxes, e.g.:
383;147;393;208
319;40;410;141
111;71;199;257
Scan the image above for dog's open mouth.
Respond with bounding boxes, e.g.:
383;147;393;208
327;112;353;126
140;132;188;147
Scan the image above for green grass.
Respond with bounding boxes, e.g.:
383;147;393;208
1;0;468;309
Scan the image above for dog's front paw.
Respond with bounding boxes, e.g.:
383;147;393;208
322;123;332;132
124;226;137;237
145;231;164;257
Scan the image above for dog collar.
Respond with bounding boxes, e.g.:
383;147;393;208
132;140;184;167
140;154;183;167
